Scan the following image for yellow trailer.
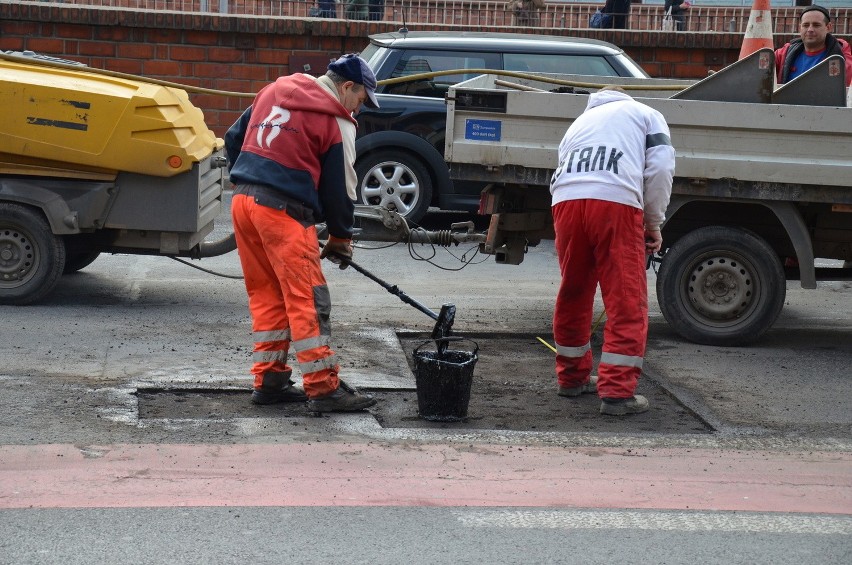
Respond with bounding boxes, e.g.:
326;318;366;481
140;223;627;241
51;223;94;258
0;52;230;304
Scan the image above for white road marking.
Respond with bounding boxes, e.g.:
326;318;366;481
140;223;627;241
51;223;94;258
455;509;852;534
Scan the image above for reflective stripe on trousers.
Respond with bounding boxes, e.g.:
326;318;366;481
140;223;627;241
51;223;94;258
552;199;648;399
251;328;292;364
231;193;341;398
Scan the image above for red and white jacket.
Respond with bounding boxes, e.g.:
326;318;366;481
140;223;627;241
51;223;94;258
225;74;358;239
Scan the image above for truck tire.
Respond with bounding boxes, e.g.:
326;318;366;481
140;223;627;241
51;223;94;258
355;150;433;224
63;251;100;274
0;203;66;305
656;226;785;346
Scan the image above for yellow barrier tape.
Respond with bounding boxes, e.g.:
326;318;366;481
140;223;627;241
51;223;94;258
536;336;557;354
538;309;607;354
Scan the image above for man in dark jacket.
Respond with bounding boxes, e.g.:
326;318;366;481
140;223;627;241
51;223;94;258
603;0;631;30
774;5;852;86
664;0;690;32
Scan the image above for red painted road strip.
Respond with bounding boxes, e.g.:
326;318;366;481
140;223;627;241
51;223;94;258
1;443;850;513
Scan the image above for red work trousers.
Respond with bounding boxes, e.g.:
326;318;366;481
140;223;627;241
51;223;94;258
231;193;340;398
552;199;648;399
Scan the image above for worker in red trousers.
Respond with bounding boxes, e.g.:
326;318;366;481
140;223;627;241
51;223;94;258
550;86;675;416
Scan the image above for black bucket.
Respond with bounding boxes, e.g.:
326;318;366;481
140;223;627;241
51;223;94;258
413;337;478;422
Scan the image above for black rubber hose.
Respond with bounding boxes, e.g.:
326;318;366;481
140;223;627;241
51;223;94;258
192;232;237;258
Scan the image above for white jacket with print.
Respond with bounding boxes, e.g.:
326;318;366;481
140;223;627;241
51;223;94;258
549;89;675;230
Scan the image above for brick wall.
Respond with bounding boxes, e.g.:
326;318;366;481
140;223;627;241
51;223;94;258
0;2;825;136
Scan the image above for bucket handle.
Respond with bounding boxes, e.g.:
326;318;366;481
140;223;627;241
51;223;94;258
414;336;479;357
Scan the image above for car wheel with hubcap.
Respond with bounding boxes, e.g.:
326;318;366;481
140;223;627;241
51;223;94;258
355;150;433;224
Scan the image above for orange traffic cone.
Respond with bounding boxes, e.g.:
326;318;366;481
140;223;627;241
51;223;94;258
738;0;774;59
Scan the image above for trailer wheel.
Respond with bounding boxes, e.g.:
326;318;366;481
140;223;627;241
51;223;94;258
355;150;433;224
656;226;785;346
63;251;100;274
0;203;66;305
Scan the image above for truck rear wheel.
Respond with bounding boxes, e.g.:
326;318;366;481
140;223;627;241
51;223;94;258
656;226;785;346
0;203;66;305
355;150;433;224
63;251;100;274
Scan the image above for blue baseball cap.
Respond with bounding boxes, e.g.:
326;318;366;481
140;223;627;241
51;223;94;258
328;54;379;109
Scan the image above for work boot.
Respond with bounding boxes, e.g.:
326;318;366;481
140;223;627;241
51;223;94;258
251;385;308;405
557;375;598;397
251;371;308;405
307;380;376;413
599;394;650;416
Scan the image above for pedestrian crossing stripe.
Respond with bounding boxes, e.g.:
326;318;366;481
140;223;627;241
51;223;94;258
455;509;852;534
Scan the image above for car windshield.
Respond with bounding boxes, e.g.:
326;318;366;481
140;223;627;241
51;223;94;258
364;39;648;99
381;49;501;97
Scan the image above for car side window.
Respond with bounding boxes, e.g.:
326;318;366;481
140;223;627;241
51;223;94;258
384;50;501;97
504;53;620;77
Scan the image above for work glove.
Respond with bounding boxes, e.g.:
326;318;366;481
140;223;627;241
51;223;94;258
320;236;353;270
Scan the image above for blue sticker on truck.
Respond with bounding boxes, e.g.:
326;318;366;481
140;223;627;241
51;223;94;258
465;119;501;141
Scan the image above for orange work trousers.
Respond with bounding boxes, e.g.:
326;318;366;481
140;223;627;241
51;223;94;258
552;199;648;399
231;193;340;398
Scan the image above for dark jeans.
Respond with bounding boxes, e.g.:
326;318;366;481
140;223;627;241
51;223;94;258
368;0;384;21
318;0;335;18
606;14;630;29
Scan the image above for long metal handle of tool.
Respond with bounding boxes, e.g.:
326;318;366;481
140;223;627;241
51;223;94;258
345;256;440;321
320;244;438;321
321;244;457;354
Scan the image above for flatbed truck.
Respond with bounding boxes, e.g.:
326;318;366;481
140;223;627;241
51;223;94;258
443;49;852;345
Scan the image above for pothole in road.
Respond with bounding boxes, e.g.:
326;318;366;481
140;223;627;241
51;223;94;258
136;334;712;435
372;335;711;434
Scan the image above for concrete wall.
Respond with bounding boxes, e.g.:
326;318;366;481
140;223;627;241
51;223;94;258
0;1;830;136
